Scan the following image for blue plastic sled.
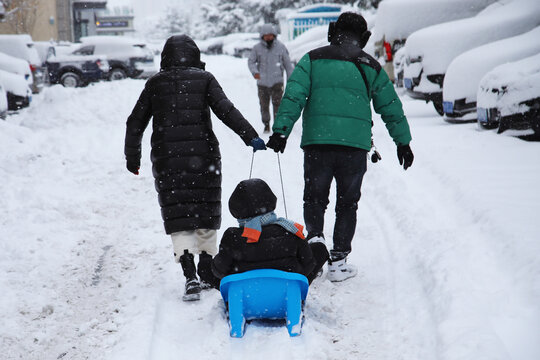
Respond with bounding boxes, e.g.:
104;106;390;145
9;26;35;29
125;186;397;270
219;269;309;338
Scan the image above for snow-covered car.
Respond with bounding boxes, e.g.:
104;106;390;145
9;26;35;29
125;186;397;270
477;52;540;137
402;0;540;115
78;36;157;80
285;25;328;65
34;41;56;65
0;51;33;87
372;0;497;82
0;34;45;93
0;69;32;110
393;47;407;88
46;54;109;88
0;81;7;119
442;26;540;122
198;33;260;58
222;34;259;58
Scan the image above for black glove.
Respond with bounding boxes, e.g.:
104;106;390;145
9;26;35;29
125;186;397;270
397;144;414;170
126;156;140;175
266;133;287;153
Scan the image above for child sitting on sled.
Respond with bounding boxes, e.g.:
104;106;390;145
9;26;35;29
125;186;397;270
211;178;329;284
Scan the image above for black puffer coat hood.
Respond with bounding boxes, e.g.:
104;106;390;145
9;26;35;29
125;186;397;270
228;179;277;219
160;35;205;70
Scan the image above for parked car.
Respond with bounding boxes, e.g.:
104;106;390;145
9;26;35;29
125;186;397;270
0;82;7;119
0;52;33;87
46;54;109;88
402;0;540;115
285;26;328;65
78;36;157;80
0;69;32;110
0;34;45;93
199;33;260;58
477;52;540;137
372;0;497;82
34;41;56;65
442;26;540;122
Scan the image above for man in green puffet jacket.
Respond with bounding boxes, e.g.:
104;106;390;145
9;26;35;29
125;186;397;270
266;12;414;283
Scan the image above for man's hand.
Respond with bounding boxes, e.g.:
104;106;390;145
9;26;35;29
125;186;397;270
397;144;414;170
266;133;287;153
126;156;140;175
253;73;260;80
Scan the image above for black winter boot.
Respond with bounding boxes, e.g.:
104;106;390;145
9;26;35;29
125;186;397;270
179;250;201;301
198;251;220;290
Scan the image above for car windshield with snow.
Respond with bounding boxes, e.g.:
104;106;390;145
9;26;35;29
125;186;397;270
402;0;540;115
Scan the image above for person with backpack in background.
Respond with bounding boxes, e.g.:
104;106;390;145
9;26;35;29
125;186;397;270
124;35;266;301
266;13;414;282
248;24;294;133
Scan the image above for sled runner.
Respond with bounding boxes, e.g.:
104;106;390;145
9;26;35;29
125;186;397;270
219;269;309;337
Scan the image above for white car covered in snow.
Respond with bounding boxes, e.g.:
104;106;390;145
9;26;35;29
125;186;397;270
372;0;497;82
402;0;540;115
442;26;540;122
0;69;32;111
0;34;45;93
198;33;259;57
285;25;329;64
477;52;540;137
0;51;33;87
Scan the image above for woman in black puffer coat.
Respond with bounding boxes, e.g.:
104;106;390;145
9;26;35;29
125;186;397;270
124;35;265;301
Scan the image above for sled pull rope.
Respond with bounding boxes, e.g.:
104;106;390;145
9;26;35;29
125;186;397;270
249;152;255;179
277;153;288;218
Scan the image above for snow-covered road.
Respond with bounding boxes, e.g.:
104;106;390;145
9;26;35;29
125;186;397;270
1;55;539;360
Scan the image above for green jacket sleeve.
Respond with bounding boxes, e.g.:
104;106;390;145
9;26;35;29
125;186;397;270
371;68;412;146
272;53;312;137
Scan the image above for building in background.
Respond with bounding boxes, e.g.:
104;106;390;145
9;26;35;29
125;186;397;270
72;0;107;41
277;4;347;42
95;5;134;36
0;0;119;42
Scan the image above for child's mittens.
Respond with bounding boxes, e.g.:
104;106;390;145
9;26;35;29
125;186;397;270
250;137;267;152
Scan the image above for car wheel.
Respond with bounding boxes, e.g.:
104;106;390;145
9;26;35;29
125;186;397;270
60;72;81;88
432;100;444;116
109;68;127;81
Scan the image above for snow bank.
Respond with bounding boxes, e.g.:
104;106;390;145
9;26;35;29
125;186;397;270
372;0;497;43
405;0;540;76
443;26;540;103
477;52;540;116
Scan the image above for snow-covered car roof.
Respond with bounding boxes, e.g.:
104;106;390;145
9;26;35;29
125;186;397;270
477;52;540;117
79;36;151;58
404;0;540;76
0;69;32;97
0;34;41;66
0;52;32;85
372;0;497;44
222;34;259;57
443;26;540;103
198;33;259;54
285;25;329;64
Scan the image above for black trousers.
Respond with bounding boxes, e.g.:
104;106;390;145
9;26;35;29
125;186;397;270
303;147;368;260
257;83;283;126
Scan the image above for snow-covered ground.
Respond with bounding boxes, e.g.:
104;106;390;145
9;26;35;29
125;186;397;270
1;55;539;360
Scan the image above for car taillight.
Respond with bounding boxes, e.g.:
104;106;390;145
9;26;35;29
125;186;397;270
384;41;393;62
30;64;37;72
